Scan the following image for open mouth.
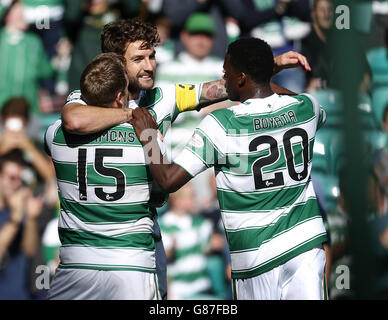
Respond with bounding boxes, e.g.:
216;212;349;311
139;74;154;81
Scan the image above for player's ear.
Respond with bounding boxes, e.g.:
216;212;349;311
115;92;124;108
238;72;246;87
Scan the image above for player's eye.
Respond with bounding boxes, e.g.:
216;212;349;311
133;57;143;62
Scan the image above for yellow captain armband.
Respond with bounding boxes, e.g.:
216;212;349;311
175;84;197;112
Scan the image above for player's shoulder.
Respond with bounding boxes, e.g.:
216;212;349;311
46;119;62;133
44;119;62;151
65;89;86;106
192;109;234;139
290;93;320;107
210;107;234;119
139;85;174;108
277;93;320;114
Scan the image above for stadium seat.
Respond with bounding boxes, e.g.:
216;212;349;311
358;92;379;130
313;127;334;174
371;86;388;125
367;47;388;86
364;130;388;152
312;172;340;212
310;88;343;117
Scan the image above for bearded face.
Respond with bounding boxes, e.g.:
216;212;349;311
124;41;157;94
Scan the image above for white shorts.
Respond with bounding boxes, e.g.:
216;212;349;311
232;247;327;300
47;268;160;300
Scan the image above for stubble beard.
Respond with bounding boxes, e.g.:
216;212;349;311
127;75;154;98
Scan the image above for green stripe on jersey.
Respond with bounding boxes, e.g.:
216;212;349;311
174;243;203;259
225;198;320;252
231;233;327;279
217;183;306;212
59;228;155;250
169;270;208;282
59;194;153;223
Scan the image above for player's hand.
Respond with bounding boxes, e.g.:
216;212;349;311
273;51;311;75
131;108;158;146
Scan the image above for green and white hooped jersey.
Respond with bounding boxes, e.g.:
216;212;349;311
45;120;159;272
174;93;328;279
46;84;201;272
160;212;213;299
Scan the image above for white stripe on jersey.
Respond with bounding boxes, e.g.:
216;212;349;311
59;246;156;270
58;180;151;204
58;210;154;236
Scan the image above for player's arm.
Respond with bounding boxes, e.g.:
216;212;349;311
195;51;309;110
131;108;191;193
61;102;132;135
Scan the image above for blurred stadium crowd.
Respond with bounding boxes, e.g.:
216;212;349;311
0;0;388;300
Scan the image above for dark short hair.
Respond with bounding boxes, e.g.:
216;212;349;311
80;53;127;107
1;97;30;121
0;149;24;172
227;37;274;84
313;0;333;10
101;18;160;55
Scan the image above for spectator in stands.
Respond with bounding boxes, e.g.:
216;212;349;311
370;148;388;298
23;0;65;96
159;183;218;300
0;97;58;299
155;12;225;124
302;0;335;92
0;150;43;299
303;0;371;92
154;14;175;65
0;0;54;114
240;0;312;93
64;0;140;92
162;0;245;59
327;157;388;299
0;97;56;186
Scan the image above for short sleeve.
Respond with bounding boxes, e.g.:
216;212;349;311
174;114;226;177
144;84;201;135
301;93;326;131
44;120;62;156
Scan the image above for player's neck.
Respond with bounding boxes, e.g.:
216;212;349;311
128;91;140;101
243;84;273;101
